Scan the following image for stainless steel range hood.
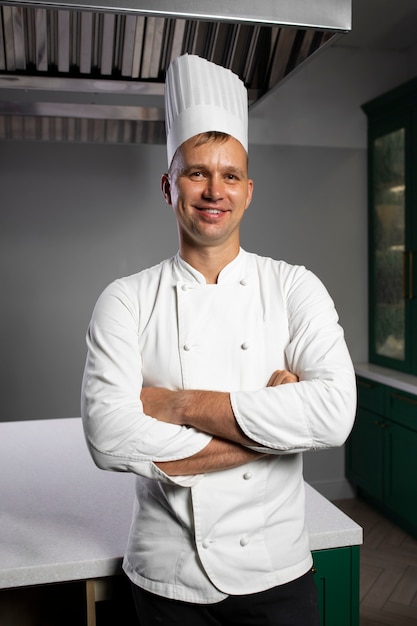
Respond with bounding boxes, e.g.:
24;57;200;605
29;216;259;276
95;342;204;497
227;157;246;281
0;0;351;144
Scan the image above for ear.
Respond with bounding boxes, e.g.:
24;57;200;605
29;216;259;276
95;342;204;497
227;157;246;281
245;178;254;210
161;174;172;205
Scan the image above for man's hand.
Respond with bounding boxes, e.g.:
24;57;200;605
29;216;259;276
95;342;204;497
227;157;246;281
267;369;299;387
141;387;180;424
141;369;299;432
143;369;299;476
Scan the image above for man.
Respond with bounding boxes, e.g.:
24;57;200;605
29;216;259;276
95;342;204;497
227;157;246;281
81;54;356;625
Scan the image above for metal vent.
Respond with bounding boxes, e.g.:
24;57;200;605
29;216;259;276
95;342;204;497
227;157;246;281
0;2;344;144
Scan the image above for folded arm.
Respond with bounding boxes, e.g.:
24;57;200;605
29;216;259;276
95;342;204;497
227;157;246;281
81;281;293;482
152;437;265;476
82;264;356;482
141;370;298;475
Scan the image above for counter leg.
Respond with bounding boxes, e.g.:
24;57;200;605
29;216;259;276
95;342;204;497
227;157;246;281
85;579;96;626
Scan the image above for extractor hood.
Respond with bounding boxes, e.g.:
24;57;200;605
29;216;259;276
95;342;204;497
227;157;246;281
0;0;351;144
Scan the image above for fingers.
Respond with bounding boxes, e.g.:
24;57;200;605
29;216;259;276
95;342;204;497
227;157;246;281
140;387;180;424
140;387;168;416
267;369;299;387
140;386;153;414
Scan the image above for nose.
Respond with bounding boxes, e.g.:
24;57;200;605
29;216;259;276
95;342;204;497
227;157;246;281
203;175;224;201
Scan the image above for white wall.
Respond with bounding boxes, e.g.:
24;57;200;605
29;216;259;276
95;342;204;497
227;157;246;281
1;42;415;498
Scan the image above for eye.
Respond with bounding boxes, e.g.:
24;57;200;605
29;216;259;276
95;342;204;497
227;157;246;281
224;167;244;182
190;170;204;179
225;172;241;183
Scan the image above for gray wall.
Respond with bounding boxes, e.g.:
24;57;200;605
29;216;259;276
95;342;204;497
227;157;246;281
2;41;413;498
0;138;366;498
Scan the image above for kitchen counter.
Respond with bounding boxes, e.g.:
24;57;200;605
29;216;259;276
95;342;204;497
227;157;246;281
0;418;133;590
355;362;417;395
0;417;362;592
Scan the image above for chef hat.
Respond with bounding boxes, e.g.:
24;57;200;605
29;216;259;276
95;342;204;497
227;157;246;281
164;54;248;166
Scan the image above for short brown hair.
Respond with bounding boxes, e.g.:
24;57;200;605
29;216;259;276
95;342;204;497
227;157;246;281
169;131;248;175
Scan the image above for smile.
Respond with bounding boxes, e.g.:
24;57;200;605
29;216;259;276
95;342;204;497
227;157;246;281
198;208;224;214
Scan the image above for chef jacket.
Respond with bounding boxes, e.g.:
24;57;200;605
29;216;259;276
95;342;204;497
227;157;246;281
81;248;356;603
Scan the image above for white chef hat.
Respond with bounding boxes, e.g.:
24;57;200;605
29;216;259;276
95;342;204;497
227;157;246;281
164;54;248;166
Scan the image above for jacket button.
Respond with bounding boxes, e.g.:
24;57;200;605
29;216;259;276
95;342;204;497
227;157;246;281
183;344;191;351
202;540;210;549
240;537;249;547
181;284;190;291
243;472;252;480
241;342;249;350
240;279;248;286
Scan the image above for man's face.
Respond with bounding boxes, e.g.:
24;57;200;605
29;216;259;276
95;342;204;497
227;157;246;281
162;135;253;252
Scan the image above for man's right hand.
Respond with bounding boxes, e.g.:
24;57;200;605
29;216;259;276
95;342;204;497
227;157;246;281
267;369;299;387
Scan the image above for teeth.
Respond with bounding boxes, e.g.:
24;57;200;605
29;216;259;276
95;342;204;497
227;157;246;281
204;209;221;214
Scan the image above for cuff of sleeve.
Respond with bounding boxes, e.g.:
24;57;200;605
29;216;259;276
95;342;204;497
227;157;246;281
150;461;204;487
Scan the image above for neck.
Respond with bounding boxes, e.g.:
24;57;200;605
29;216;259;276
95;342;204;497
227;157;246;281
180;242;240;284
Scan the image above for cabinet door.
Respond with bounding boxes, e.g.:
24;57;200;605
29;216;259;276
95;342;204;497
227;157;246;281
356;377;385;413
346;407;384;499
384;421;417;532
386;388;417;534
368;117;410;372
313;546;360;626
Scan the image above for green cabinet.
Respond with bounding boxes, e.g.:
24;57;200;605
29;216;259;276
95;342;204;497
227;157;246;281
346;375;417;538
313;546;360;626
347;405;384;499
363;77;417;375
346;378;385;499
385;389;417;526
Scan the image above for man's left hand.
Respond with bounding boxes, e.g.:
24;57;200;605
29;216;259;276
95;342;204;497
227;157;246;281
141;386;180;424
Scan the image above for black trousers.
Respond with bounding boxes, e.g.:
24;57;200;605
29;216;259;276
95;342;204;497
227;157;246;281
131;570;320;626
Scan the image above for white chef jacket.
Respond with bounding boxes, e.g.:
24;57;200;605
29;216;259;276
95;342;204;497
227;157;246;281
81;249;356;603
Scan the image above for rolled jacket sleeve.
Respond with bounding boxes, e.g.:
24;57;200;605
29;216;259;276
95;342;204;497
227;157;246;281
230;266;356;453
81;278;212;486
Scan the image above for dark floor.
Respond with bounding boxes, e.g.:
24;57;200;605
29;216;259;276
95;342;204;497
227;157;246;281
334;498;417;626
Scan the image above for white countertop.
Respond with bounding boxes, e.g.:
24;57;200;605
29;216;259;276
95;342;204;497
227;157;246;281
355;362;417;395
0;418;362;590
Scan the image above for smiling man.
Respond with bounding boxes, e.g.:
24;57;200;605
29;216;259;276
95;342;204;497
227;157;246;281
162;133;253;272
81;54;356;625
